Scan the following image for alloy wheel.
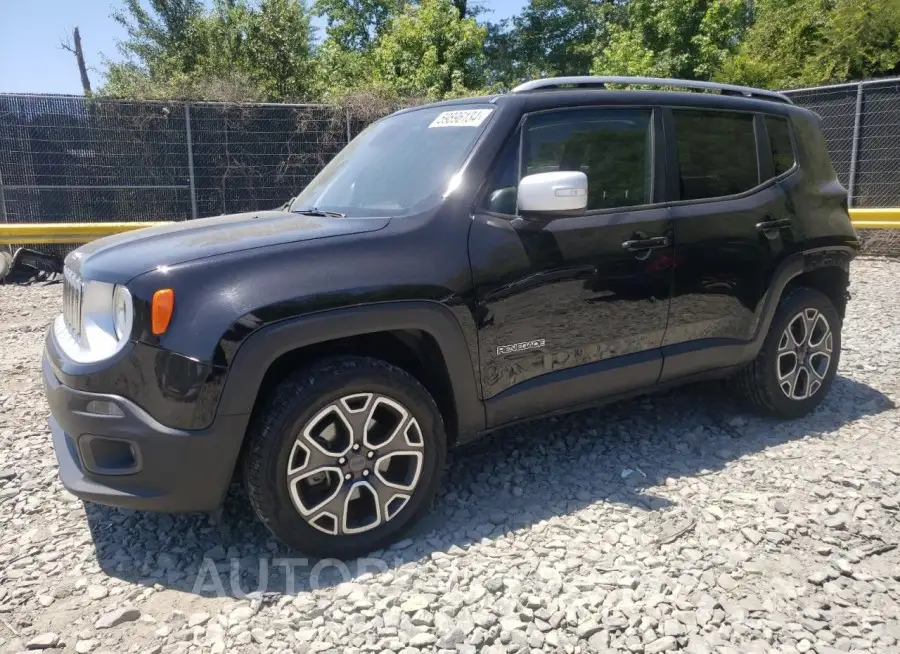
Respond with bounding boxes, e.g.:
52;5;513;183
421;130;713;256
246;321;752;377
286;393;424;535
776;308;833;401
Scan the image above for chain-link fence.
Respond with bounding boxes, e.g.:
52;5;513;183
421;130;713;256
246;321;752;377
0;95;355;256
1;81;899;258
783;77;900;255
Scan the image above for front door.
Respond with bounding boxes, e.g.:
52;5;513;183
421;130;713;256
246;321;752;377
661;108;799;381
469;106;675;426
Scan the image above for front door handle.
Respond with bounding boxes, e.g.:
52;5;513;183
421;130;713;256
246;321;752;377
621;236;669;252
755;218;792;232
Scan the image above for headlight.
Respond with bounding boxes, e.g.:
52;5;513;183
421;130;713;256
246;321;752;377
54;280;134;364
113;285;133;340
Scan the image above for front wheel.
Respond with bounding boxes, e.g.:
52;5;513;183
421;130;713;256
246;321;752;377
735;287;841;418
244;357;446;559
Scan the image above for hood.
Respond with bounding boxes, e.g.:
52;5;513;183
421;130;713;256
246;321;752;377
67;210;390;282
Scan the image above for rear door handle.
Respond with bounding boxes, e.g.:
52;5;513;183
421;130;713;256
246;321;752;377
622;236;669;252
755;218;792;232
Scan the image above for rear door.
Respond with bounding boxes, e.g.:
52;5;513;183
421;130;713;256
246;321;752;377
661;107;798;381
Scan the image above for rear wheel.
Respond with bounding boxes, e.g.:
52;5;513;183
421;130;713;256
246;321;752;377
735;287;841;418
244;357;446;558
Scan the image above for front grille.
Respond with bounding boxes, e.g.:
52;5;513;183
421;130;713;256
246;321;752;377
63;267;84;340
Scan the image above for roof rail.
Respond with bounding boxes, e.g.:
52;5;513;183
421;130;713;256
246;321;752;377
511;76;793;105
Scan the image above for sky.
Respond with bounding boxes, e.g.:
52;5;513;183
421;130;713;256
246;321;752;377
0;0;525;95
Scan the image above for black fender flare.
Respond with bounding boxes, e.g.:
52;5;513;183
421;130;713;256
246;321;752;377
749;246;854;348
660;245;855;381
215;301;486;437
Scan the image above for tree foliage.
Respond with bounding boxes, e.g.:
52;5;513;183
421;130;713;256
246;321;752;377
101;0;900;103
719;0;900;88
243;0;317;99
313;0;399;50
592;0;752;80
112;0;204;67
367;0;487;98
484;0;612;88
104;0;317;101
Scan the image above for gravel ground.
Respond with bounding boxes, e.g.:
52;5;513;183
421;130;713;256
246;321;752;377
2;258;900;654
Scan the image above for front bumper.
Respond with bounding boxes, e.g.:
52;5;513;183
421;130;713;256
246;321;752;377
43;349;249;512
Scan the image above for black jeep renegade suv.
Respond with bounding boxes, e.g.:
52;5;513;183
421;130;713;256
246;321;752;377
43;76;858;558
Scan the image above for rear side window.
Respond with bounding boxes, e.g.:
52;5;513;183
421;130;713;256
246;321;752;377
766;115;796;176
673;110;759;201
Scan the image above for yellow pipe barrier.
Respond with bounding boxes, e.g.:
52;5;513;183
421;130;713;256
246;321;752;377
0;222;169;245
0;209;898;246
848;208;900;229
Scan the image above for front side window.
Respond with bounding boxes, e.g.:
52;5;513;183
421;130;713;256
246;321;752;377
480;108;654;214
673;109;759;201
766;115;796;176
290;105;495;217
524;108;654;210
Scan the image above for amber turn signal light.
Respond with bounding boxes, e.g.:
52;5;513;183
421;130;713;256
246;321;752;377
151;288;175;335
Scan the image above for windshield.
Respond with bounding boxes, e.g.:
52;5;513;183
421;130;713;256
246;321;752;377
289;104;495;217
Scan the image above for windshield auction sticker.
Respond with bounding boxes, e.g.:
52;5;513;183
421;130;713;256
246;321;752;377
428;109;494;128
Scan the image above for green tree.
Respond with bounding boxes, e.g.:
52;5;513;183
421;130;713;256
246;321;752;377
313;0;400;50
104;0;206;96
484;0;614;88
311;0;399;99
719;0;900;88
592;0;752;80
367;0;488;99
244;0;318;99
103;0;318;101
111;0;205;68
101;0;900;104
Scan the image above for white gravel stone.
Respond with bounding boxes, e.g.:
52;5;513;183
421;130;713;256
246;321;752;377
663;618;685;636
685;635;712;654
645;635;678;653
576;619;604;639
25;633;60;650
2;260;900;654
230;605;255;623
400;594;431;612
741;527;763;544
717;573;739;591
409;632;437;647
85;585;108;601
75;639;97;653
95;606;140;629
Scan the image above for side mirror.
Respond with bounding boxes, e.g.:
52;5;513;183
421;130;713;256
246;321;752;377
517;171;587;220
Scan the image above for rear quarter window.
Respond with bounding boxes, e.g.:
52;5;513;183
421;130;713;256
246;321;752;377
792;113;838;182
766;115;796;176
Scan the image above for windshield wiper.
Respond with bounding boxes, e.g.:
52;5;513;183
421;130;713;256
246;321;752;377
291;207;346;218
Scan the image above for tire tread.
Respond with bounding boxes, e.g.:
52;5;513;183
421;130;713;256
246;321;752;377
243;356;445;558
734;287;840;417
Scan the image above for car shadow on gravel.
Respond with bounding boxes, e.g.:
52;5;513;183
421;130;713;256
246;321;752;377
83;373;894;599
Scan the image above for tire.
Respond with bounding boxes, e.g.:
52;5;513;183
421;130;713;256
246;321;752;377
735;287;841;419
244;356;446;558
0;250;11;283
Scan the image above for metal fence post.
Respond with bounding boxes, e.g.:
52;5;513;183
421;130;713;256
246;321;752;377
848;82;863;207
0;169;11;255
185;103;199;220
346;108;352;144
